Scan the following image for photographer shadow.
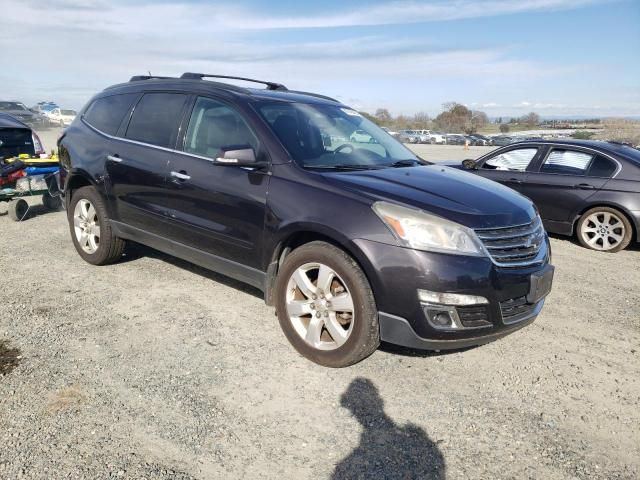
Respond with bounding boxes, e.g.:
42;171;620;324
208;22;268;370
333;378;445;480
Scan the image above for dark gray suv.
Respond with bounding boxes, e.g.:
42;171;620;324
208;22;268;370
58;73;554;367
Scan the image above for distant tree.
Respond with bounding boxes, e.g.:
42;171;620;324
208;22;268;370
470;110;489;132
500;124;510;133
360;111;378;124
435;102;472;133
496;116;503;124
521;112;540;127
413;111;430;129
374;108;392;123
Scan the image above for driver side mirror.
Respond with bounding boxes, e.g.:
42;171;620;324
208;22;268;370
215;145;266;168
462;159;478;170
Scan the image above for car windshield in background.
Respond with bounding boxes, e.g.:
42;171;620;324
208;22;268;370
61;110;76;115
257;103;420;169
0;102;28;111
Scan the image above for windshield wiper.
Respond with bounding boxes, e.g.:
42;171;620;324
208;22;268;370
388;159;424;168
305;164;386;171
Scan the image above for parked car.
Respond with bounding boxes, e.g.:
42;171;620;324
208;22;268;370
31;102;59;116
47;108;77;127
468;134;491;146
416;130;446;144
349;129;375;143
454;139;640;252
380;127;400;138
398;129;419;143
0;113;45;159
58;73;553;367
445;134;466;145
0;101;47;128
491;135;515;146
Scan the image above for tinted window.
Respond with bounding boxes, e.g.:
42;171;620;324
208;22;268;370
184;97;258;157
541;149;592;175
125;93;187;148
587;155;617;177
483;148;538;171
84;94;138;135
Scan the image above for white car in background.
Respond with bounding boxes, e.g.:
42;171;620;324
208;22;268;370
350;129;375;143
47;108;77;127
417;129;447;144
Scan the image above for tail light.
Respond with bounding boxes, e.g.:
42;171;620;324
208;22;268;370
32;131;45;155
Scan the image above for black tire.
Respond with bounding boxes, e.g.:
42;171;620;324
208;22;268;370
42;192;62;211
8;198;28;221
67;186;125;265
577;206;632;253
275;241;379;367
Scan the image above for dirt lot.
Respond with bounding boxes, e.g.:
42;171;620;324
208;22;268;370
0;133;639;479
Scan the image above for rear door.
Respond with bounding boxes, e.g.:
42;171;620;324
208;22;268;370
162;95;270;269
475;145;541;192
105;92;189;235
520;147;611;228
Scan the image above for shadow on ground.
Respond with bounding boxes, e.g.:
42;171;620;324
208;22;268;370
333;378;445;480
121;243;263;299
0;340;21;376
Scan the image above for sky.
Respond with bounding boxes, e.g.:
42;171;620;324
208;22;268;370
0;0;638;118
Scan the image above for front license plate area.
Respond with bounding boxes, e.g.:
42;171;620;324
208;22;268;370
527;265;554;304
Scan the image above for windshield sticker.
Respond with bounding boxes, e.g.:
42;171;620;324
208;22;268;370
341;108;362;117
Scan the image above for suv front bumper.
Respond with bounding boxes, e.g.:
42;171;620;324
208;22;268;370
353;238;553;350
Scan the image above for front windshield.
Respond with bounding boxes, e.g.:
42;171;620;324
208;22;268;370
257;103;420;169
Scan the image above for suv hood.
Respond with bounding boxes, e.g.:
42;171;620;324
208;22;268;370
324;165;536;229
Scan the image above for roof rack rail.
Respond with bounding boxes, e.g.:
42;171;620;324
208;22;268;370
180;73;287;91
287;90;339;103
129;75;174;82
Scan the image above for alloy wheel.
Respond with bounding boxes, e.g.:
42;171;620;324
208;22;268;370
285;262;355;351
73;199;100;254
580;211;626;251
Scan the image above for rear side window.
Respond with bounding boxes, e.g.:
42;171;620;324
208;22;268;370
125;93;188;148
541;149;592;175
483;148;538;171
84;93;138;135
587;155;617;177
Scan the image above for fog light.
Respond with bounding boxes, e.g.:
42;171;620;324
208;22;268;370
424;305;460;330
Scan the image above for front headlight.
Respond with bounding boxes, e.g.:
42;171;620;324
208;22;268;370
372;201;485;256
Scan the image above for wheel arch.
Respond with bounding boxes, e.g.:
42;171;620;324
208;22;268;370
263;225;379;307
571;202;638;241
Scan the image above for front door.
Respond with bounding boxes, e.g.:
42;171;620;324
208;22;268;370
475;146;541;192
163;96;270;270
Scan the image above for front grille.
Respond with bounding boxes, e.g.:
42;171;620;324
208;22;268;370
475;217;545;267
500;296;536;324
457;305;492;328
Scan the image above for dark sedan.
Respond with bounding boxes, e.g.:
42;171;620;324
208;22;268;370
0;113;45;159
455;139;640;252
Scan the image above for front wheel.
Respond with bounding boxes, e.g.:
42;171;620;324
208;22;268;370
577;206;632;252
68;186;126;265
275;241;380;367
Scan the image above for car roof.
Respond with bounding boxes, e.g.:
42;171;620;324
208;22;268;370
101;76;344;107
0;113;30;129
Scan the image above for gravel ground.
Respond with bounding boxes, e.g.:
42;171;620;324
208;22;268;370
1;130;638;479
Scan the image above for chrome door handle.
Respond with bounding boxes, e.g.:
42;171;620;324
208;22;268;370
170;171;191;181
575;183;595;190
107;155;122;163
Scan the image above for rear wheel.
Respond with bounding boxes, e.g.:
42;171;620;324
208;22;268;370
275;241;379;367
42;192;62;211
577;206;632;252
68;186;125;265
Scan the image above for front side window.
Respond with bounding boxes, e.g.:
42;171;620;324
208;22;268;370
125;93;187;148
541;149;593;175
84;93;138;136
257;103;418;169
183;97;259;158
483;148;538;171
